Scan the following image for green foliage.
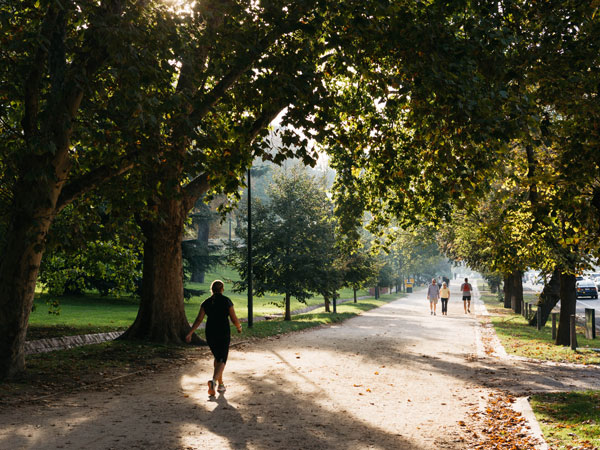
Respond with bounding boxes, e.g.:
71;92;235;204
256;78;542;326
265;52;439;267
338;248;379;292
228;165;336;307
38;201;143;298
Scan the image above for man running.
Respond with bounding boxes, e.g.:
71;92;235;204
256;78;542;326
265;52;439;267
460;277;473;314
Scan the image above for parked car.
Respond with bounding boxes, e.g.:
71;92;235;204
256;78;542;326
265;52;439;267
576;279;598;299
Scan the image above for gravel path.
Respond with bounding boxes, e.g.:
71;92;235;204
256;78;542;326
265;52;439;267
2;283;597;449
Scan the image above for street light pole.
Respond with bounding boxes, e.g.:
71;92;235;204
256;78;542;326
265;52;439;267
247;168;253;328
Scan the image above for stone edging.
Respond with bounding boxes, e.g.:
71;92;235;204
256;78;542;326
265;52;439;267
24;331;124;355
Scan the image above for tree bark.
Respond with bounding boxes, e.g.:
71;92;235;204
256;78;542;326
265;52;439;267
556;272;577;346
503;273;513;308
529;269;560;328
511;270;523;314
120;196;204;344
324;295;331;312
353;287;357;303
284;292;291;321
0;187;59;378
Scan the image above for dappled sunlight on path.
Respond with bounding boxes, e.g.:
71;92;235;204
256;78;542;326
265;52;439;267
0;285;549;449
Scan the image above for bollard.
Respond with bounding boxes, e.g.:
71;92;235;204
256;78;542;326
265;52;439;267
523;302;527;318
537;308;542;331
552;312;558;340
585;308;596;339
528;303;533;319
570;314;577;350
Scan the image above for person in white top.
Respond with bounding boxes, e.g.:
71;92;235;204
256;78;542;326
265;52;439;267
439;282;451;315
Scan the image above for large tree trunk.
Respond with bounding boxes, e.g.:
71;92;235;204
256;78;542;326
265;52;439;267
503;273;513;308
284;292;291;321
0;201;56;378
121;196;204;344
0;144;71;379
529;269;560;328
511;270;523;314
556;272;577;346
324;295;331;312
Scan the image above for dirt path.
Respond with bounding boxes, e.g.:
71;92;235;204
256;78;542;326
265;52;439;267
1;284;598;449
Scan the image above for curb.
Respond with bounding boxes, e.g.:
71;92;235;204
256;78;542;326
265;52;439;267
513;397;550;450
472;283;549;450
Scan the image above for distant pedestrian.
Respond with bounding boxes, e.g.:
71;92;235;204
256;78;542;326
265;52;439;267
460;277;473;314
440;282;450;315
427;278;440;315
186;280;242;396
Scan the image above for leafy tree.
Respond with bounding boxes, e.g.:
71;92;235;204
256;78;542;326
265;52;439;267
339;248;378;303
0;0;183;376
119;0;371;343
228;166;334;320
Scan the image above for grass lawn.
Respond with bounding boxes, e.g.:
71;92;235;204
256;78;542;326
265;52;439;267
2;294;402;404
27;264;370;340
478;284;600;365
530;390;600;450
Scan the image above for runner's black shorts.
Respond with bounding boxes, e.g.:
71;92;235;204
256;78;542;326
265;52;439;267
462;295;471;301
206;335;230;363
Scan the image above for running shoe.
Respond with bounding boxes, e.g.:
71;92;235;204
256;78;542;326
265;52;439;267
208;380;216;396
217;384;226;393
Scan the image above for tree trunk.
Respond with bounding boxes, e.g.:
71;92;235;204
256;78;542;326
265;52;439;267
503;273;513;308
511;270;523;314
120;196;204;344
0;215;52;378
353;287;357;303
529;269;560;328
284;292;291;321
0;159;68;378
556;272;577;346
324;295;331;313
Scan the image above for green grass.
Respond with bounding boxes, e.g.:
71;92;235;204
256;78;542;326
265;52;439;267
530;390;600;450
2;293;402;403
28;265;369;339
479;286;600;365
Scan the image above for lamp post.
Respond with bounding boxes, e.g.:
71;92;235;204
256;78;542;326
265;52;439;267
247;168;253;328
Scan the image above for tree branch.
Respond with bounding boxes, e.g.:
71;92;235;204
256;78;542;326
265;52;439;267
183;101;288;209
22;4;61;139
56;150;139;212
188;3;309;126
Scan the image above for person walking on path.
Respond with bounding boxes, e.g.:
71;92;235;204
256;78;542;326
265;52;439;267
439;281;450;315
460;277;473;314
186;280;242;396
427;278;440;315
